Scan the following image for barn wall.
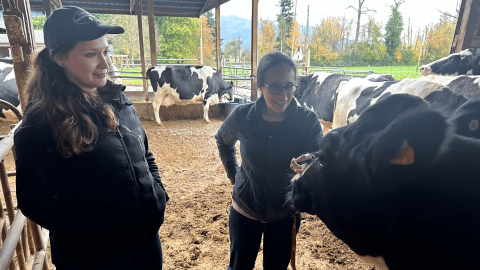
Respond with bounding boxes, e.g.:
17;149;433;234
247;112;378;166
452;0;480;53
133;102;226;121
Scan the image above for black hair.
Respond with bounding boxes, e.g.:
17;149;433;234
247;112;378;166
256;51;297;87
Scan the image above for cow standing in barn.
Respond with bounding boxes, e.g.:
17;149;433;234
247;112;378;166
420;49;480;76
146;66;233;126
295;72;395;134
290;94;480;269
0;59;20;121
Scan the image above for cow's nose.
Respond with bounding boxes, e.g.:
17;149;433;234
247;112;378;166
420;66;431;76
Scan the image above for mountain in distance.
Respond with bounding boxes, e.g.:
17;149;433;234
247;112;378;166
220;15;314;51
220;15;252;50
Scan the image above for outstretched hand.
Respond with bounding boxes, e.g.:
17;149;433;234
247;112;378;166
290;154;313;174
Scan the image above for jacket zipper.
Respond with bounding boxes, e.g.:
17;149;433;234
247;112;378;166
263;134;272;222
117;123;147;244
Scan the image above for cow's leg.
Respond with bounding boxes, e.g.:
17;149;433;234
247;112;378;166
203;100;211;124
152;92;165;126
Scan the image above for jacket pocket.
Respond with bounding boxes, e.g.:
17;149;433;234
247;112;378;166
152;180;166;225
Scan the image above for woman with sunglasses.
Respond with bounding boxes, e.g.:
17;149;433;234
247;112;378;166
216;51;323;269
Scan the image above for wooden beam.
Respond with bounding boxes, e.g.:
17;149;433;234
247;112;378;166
1;0;36;112
130;0;135;14
42;0;51;16
198;0;211;17
456;0;473;53
147;0;157;66
215;0;221;73
250;0;258;101
135;0;149;101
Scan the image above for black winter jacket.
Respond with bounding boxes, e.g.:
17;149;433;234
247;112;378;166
216;96;323;223
14;81;168;248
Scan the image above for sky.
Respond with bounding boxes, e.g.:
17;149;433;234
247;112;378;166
220;0;459;33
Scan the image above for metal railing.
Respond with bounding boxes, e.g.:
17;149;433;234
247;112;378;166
0;102;51;270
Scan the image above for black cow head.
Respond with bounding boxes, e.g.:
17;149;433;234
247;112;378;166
215;77;234;102
295;74;314;100
420;49;480;76
291;93;480;268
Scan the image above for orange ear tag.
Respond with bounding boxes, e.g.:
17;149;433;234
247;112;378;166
389;142;415;165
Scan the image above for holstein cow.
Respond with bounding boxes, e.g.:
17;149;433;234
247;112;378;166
146;66;233;126
0;60;20;121
332;77;469;129
296;72;395;134
420;49;480;76
291;94;480;269
295;73;353;134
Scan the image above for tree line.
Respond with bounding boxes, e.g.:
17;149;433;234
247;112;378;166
31;0;457;67
258;0;457;66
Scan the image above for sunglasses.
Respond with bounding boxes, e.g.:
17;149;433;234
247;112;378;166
263;83;298;95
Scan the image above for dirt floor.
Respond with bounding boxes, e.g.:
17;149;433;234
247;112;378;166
0;118;377;270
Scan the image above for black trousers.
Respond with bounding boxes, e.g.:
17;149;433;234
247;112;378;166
50;233;163;270
228;206;301;270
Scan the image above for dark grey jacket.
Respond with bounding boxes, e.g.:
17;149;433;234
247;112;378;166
15;81;168;248
216;96;323;223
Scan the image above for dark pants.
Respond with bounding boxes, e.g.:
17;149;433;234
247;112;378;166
228;206;301;270
50;233;163;270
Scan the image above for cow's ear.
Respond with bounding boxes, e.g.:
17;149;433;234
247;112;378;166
389;141;414;165
369;106;447;166
229;81;234;86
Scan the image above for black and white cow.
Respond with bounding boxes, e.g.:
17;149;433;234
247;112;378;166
291;94;480;269
420;49;480;76
295;72;395;134
0;60;20;121
295;73;353;134
332;77;468;129
146;66;233;126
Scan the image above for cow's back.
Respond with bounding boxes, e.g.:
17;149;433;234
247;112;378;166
298;73;352;132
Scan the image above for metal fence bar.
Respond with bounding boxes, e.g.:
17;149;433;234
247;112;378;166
0;211;26;270
28;220;50;270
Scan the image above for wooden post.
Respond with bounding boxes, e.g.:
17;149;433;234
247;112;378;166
147;0;157;67
42;0;51;16
135;0;149;101
215;0;221;73
1;0;36;112
455;0;473;53
250;0;258;101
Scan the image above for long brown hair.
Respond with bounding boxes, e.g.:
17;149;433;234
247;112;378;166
25;42;118;158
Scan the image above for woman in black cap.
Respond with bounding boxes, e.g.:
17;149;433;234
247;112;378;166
14;6;168;269
215;51;323;269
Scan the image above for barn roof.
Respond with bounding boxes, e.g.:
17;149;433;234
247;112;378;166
8;0;232;18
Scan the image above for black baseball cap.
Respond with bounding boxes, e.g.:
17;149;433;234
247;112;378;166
44;6;124;50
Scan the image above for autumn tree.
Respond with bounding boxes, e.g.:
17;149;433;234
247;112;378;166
310;17;344;63
259;19;276;59
357;18;386;61
288;19;302;57
224;39;243;61
97;14;151;60
276;0;294;52
424;15;456;62
385;2;404;58
158;17;200;60
197;16;216;63
347;0;376;55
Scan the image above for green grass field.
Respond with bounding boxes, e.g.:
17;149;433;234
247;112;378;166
118;65;423;86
